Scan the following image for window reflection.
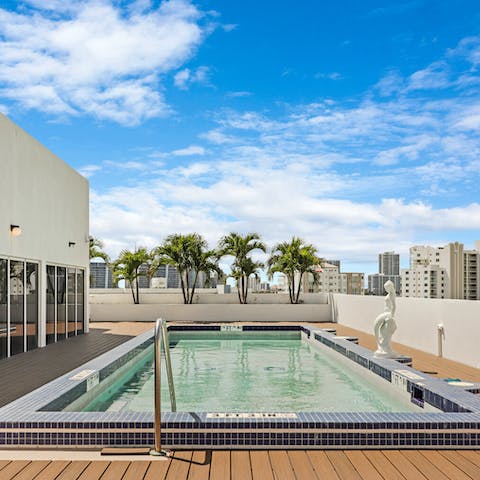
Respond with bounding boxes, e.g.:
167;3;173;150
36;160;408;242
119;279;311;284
57;267;66;341
67;268;76;337
26;263;38;350
10;260;24;355
76;270;85;335
46;265;55;344
0;259;7;359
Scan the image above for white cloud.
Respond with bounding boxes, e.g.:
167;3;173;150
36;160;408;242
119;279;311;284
225;91;252;98
174;66;211;90
171;145;206;156
315;72;343;80
0;0;208;124
200;128;236;144
78;164;101;178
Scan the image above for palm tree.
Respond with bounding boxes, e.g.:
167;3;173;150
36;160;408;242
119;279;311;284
218;233;266;304
112;248;152;304
89;236;109;262
267;237;322;304
152;233;221;304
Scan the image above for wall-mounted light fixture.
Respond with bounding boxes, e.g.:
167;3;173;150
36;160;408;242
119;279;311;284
10;225;22;236
68;241;76;247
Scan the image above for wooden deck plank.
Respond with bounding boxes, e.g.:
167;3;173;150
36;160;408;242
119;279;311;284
76;461;110;480
165;451;193;480
306;451;340;480
419;451;472;480
457;450;480;466
439;451;480;479
249;450;274;480
99;460;130;480
0;460;11;471
209;451;230;480
10;460;50;480
328;323;480;382
231;451;252;480
143;458;171;480
287;450;319;479
122;461;150;480
325;451;362;480
268;451;295;480
34;461;71;480
55;461;91;480
0;460;30;479
186;451;210;480
382;450;428;480
398;451;451;480
362;451;405;480
344;451;384;480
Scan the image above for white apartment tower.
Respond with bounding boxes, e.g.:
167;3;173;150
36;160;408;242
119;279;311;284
303;263;364;295
402;242;479;300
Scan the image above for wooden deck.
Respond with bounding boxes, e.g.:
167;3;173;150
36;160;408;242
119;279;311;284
0;320;479;479
0;449;479;479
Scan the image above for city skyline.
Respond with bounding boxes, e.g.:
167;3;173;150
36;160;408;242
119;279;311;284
1;1;480;275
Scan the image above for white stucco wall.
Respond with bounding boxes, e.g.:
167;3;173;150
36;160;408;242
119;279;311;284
331;294;480;369
90;303;331;323
0;113;89;346
89;290;329;305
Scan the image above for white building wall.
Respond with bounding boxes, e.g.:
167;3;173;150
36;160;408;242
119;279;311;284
0;113;89;351
331;293;480;368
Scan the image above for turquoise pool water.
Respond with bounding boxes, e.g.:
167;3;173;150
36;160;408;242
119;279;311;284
82;332;418;413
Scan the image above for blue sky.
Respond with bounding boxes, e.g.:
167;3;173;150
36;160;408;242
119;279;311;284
1;0;480;276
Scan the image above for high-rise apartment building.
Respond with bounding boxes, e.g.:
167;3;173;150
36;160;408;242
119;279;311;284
302;263;364;295
367;251;401;295
379;252;400;276
401;242;479;300
90;261;115;288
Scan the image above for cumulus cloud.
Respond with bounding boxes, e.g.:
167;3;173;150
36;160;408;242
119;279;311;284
0;0;208;124
171;145;206;156
85;32;480;271
173;66;211;90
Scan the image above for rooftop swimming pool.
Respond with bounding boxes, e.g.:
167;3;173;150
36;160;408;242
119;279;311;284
0;324;479;449
73;331;420;414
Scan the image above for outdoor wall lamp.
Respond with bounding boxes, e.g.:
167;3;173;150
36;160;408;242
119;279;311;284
10;225;22;236
68;241;76;247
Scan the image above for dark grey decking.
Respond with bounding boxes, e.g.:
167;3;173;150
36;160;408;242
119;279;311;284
0;323;153;408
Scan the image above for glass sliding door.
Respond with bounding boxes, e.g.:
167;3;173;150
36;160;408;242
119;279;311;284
56;267;66;340
26;262;38;350
10;260;24;355
46;265;56;344
0;259;7;359
76;269;84;335
67;268;76;337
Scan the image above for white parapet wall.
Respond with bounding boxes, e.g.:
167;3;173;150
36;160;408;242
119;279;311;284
90;303;331;323
331;294;480;369
90;290;329;305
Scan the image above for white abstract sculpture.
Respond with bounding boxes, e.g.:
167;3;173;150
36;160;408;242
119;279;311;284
374;280;397;357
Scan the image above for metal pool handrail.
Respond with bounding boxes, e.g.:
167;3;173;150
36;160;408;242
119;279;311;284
151;317;176;456
161;319;177;412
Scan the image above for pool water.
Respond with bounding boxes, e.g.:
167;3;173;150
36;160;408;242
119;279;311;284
82;332;418;413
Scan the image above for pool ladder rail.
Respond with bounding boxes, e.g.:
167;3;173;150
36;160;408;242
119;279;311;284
151;318;176;456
